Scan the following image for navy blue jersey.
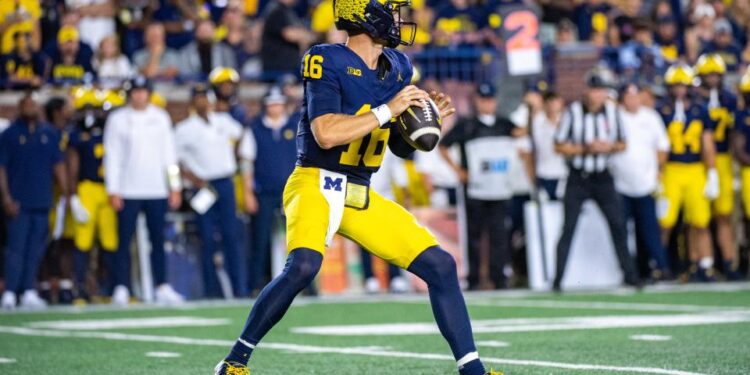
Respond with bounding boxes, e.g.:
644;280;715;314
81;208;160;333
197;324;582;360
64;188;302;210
251;112;300;194
0;120;63;209
69;124;105;183
296;44;413;185
657;98;714;164
736;108;750;155
694;89;737;153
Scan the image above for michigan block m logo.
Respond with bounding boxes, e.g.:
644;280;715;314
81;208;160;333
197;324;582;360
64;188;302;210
323;177;343;191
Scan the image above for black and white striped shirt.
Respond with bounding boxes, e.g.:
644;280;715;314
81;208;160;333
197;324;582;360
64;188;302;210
554;101;625;173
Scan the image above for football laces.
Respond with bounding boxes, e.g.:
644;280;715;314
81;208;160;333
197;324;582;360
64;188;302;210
421;99;433;122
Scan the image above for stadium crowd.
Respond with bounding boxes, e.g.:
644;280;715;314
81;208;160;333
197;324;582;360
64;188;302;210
2;0;750;309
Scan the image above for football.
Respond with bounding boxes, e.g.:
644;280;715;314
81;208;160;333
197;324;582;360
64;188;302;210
396;98;442;152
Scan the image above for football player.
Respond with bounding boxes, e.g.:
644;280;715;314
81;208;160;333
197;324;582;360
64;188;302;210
730;69;750;280
209;66;246;123
658;64;719;281
694;53;739;279
67;88;123;301
214;0;493;374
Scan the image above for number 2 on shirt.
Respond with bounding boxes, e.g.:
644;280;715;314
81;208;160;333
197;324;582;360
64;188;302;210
339;104;389;168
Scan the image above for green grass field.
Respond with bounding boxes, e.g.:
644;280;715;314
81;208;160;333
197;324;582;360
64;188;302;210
1;283;749;374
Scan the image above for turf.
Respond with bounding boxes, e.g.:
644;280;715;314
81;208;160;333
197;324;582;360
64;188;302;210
1;283;749;374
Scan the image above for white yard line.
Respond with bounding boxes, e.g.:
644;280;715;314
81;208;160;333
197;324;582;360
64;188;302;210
0;326;707;375
0;357;17;364
467;299;749;312
28;316;230;330
290;311;750;336
630;335;672;342
145;351;182;358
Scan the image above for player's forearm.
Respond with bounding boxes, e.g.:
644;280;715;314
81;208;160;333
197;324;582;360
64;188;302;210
554;142;584;156
66;150;80;195
311;113;380;149
0;167;11;202
438;146;461;173
54;162;70;198
702;133;717;169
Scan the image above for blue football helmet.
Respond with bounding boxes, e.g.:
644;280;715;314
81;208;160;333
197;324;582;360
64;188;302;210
334;0;416;48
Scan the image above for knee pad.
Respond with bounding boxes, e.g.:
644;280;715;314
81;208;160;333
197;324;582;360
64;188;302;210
408;246;458;288
283;248;323;289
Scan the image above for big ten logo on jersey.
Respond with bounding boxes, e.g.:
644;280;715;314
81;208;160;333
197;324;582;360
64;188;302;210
347;67;362;77
324;176;343;192
481;159;509;173
303;54;323;79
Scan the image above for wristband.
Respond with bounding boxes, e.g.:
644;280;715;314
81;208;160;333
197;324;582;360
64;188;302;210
371;104;392;128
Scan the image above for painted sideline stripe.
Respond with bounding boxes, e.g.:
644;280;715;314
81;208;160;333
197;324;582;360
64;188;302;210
476;340;510;348
28;316;230;330
0;326;706;375
630;335;672;342
468;299;748;312
290;312;750;336
146;351;182;358
0;357;16;364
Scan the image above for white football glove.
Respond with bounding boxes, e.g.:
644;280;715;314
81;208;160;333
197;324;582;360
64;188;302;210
704;168;720;200
52;197;66;240
70;194;90;223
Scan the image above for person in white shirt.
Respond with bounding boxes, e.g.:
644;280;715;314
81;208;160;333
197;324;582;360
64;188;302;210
519;91;568;200
103;76;183;306
66;0;116;51
610;83;672;280
175;84;247;299
94;34;133;89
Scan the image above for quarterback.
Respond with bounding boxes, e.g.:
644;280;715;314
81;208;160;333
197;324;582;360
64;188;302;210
214;0;493;374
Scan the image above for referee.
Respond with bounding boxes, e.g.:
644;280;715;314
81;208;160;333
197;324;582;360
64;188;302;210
552;68;641;291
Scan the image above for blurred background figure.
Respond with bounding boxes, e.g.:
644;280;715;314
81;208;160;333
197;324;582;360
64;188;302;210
209;66;246;123
0;93;68;310
179;19;237;80
260;0;315;81
133;23;180;80
93;34;133;89
361;149;411;294
552;68;640;292
693;53;739;280
439;83;517;290
103;76;183;306
0;31;46;89
657;64;718;282
520;91;567;200
66;87;123;303
47;25;96;86
240;86;298;295
66;0;116;52
176;83;246;299
610;83;671;281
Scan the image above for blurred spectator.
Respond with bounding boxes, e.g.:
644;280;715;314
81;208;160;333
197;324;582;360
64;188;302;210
103;76;183;306
39;0;66;51
152;0;199;49
94;34;133;89
572;0;611;42
0;116;7;287
66;0;116;51
653;16;683;66
0;31;46;89
694;53;738;279
431;0;483;47
132;23;180;80
686;3;717;61
439;83;516;290
209;66;245;123
700;18;744;73
240;87;299;293
176;84;246;298
46;25;96;86
0;94;68;310
609;83;671;280
0;0;41;55
37;95;77;305
216;2;245;60
520;91;567;200
733;70;750;280
609;0;643;46
117;0;156;57
361;149;411;294
552;68;640;291
618;19;664;84
66;88;120;303
260;0;316;81
179;19;237;79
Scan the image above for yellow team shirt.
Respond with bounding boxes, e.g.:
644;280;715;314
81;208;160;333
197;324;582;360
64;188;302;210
0;0;40;54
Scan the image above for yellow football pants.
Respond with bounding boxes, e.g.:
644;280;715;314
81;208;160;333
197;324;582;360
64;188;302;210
659;163;711;229
74;180;118;252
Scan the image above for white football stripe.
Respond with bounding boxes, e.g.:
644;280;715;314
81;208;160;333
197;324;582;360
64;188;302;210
409;127;441;142
290;311;750;336
468;299;748;312
28;316;230;330
0;357;16;364
146;351;182;358
0;326;707;375
476;340;510;347
630;335;672;342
